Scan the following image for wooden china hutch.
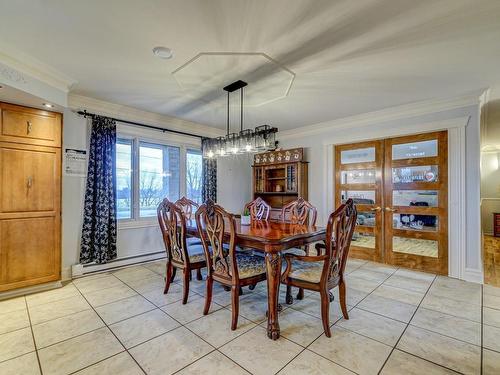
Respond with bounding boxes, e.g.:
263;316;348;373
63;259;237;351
252;148;308;220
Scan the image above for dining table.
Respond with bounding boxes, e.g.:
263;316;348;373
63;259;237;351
185;218;326;340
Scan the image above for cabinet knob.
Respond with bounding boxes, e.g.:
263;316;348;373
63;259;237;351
27;176;33;188
27;121;33;134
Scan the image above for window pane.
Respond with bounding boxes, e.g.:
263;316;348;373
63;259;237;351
392;190;438;207
341;190;376;204
139;142;180;217
393;236;438;258
116;139;133;219
340;147;375;164
393;165;438;183
351;232;375;249
394;214;438;231
341;169;376;184
357;211;376;227
186;149;203;204
392;140;437;160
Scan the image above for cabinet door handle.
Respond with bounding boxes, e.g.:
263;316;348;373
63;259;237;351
27;121;33;134
27;176;33;188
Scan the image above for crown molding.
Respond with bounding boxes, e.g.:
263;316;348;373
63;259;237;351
68;93;224;138
280;91;485;140
0;41;77;93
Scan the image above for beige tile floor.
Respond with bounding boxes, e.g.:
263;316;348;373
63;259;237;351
0;258;498;375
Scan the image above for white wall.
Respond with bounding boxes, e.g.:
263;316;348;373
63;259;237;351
480;87;500;234
217;154;253;214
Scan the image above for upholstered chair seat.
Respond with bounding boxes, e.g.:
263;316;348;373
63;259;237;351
288;260;323;283
233;253;267;279
186;237;202;246
186;244;209;263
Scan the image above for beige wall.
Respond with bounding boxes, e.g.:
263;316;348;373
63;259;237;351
481;88;500;234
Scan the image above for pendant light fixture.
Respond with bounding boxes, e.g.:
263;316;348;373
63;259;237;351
202;80;278;159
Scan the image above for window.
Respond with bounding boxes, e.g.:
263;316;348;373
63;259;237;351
116;136;201;222
139;142;180;217
186;149;203;204
116;139;133;219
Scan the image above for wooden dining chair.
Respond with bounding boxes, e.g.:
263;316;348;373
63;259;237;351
281;197;318;300
245;197;271;221
158;198;207;304
175;196;203;279
175;196;199;220
280;199;357;337
196;200;267;330
281;197;317;226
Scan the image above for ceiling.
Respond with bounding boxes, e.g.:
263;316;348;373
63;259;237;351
1;0;499;131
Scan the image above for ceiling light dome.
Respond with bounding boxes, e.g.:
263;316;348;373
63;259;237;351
153;46;173;59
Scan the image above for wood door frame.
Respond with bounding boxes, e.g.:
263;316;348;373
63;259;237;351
383;131;448;274
335;140;384;262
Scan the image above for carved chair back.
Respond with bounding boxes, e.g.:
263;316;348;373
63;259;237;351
281;197;317;226
195;201;239;282
175;196;199;220
245;197;271;221
322;198;357;284
157;198;189;265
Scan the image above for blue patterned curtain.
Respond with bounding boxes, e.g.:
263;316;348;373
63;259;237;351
202;158;217;203
80;116;117;264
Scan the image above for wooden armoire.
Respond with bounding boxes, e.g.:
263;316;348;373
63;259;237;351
0;102;62;292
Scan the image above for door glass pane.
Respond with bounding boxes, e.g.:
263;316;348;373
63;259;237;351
393;190;438;207
393;236;438;258
341;169;376;184
341;190;376;204
393;165;438;183
139;142;180;217
393;214;438;231
357;211;376;227
392;140;437;160
186;149;203;204
351;232;375;249
341;147;375;164
116;139;133;219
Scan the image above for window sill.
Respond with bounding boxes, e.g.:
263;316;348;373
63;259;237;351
118;220;158;230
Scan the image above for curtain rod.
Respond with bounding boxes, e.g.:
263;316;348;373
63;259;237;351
76;110;204;139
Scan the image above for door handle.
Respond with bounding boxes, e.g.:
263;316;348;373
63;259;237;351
27;121;33;134
370;206;382;212
385;207;397;212
27;176;33;188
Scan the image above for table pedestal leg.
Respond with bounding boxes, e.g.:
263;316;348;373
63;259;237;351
265;252;281;340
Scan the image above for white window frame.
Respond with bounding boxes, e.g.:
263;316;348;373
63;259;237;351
117;129;201;229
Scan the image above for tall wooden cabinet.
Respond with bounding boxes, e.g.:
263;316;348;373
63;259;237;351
0;102;61;292
252;148;308;219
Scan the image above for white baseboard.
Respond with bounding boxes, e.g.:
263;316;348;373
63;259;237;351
462;268;484;284
77;251;166;277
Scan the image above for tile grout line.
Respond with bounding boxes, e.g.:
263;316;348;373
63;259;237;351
374;274;466;375
274;263;400;374
23;296;44;375
72;277;149;375
376;274;436;374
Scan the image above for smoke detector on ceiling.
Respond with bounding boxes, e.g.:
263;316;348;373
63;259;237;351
153;46;173;60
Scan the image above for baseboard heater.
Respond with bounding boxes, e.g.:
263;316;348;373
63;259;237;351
73;251;166;278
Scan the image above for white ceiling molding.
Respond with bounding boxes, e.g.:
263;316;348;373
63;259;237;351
279;91;484;140
0;41;77;93
68;93;224;138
